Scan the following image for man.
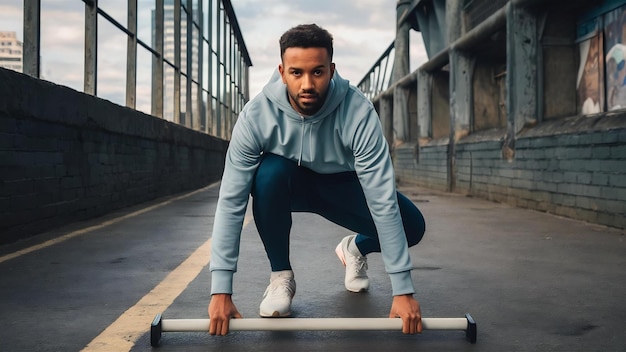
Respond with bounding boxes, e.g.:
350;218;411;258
208;24;426;336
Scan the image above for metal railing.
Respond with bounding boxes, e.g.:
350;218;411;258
356;41;395;101
12;0;251;140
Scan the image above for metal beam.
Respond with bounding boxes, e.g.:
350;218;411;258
196;0;205;132
186;0;193;128
126;0;137;109
84;0;97;95
174;0;181;124
152;0;164;118
23;0;40;78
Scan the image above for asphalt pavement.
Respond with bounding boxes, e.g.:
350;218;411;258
0;183;624;352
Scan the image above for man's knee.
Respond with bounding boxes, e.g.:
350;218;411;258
253;153;297;191
406;223;425;247
397;193;426;248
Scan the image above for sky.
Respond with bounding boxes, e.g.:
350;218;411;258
229;0;428;97
0;0;428;102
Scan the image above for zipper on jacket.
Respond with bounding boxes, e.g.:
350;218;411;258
298;115;304;166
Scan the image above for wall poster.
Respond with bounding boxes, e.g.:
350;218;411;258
604;5;626;111
577;19;604;115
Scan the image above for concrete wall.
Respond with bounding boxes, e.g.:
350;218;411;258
0;68;228;244
395;114;626;229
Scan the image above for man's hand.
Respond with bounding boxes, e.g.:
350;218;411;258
208;293;242;335
388;294;422;334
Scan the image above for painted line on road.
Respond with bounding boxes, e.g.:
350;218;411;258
81;212;253;351
0;182;219;265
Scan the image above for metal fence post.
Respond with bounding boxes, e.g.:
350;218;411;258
84;0;98;95
126;0;138;109
174;0;181;125
22;0;40;78
152;0;164;118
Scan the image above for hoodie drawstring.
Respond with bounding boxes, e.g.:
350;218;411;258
298;115;304;166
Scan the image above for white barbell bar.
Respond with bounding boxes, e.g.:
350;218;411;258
162;317;466;331
150;313;477;346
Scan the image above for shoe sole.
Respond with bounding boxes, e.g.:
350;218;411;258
335;242;347;266
260;310;291;318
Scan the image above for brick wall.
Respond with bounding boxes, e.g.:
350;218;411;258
395;114;626;230
0;68;228;244
395;142;448;191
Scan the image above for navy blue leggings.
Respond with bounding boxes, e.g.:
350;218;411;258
251;153;426;271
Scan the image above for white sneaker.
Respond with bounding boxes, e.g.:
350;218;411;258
335;235;369;292
259;270;296;317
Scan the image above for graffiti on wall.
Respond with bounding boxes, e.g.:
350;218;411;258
577;4;626;115
604;5;626;111
577;31;604;115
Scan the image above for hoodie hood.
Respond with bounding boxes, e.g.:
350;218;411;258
261;69;350;121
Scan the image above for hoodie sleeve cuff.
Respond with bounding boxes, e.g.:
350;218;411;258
210;270;234;295
389;271;415;296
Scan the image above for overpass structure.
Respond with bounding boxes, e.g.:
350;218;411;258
359;0;626;231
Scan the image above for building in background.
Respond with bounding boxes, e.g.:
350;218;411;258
0;31;23;73
159;0;201;124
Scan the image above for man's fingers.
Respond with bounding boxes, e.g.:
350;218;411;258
209;313;242;336
209;319;218;335
219;320;229;336
397;314;421;335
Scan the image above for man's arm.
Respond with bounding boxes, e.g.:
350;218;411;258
350;103;420;333
208;114;261;334
209;115;262;294
351;106;415;295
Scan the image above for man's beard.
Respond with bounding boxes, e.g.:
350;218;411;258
290;91;324;116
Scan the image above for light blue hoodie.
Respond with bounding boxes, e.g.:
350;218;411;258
209;70;415;296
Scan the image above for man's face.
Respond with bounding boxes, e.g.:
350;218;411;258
279;47;335;116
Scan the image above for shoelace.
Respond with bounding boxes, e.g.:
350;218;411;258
266;278;295;296
351;256;368;276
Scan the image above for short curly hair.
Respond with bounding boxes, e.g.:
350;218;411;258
279;24;334;61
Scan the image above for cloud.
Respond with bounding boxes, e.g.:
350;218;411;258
2;0;428;105
230;0;408;97
0;1;23;38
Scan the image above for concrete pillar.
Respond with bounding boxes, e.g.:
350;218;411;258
417;69;432;141
444;0;466;191
392;0;411;144
504;3;538;160
448;49;474;191
393;86;410;145
414;0;447;58
379;97;393;149
449;50;473;141
446;0;463;44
